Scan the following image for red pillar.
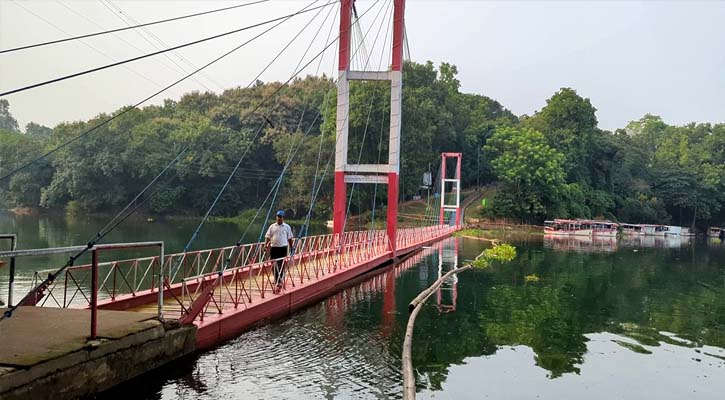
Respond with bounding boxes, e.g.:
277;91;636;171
387;173;399;253
391;0;406;71
439;154;447;225
455;155;462;227
386;0;405;254
333;0;353;237
333;172;347;236
338;0;352;71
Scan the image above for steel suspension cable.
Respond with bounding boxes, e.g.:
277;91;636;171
0;2;334;97
11;0;164;91
172;0;341;266
235;0;385;251
369;2;395;230
226;9;340;247
223;0;383;248
179;0;326;255
0;0;269;54
0;2;332;184
253;5;338;243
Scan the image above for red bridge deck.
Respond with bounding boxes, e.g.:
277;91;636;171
26;225;455;349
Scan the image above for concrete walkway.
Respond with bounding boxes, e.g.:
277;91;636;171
0;307;157;367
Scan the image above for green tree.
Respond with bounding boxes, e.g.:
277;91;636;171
484;127;566;221
0;99;20;132
25;122;52;138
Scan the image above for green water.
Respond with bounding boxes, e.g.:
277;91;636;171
2;212;725;398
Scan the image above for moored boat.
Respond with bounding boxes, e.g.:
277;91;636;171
620;223;644;235
708;227;724;238
642;224;666;236
588;220;619;237
664;225;681;236
544;219;593;236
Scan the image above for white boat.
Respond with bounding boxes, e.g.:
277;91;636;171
707;227;723;238
680;227;696;237
544;219;592;236
664;225;681;236
642;224;666;236
588;220;619;237
620;223;644;235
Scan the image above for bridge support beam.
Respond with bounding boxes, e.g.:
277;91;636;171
333;0;406;255
439;152;462;228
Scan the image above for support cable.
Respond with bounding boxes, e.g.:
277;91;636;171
231;0;385;265
178;0;330;256
0;2;334;97
0;0;270;54
101;0;227;92
238;6;340;246
0;2;332;184
71;0;218;92
10;0;164;91
369;2;395;230
253;7;338;244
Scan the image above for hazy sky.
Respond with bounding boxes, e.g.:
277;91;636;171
1;0;724;131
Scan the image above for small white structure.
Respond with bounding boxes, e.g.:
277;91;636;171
664;226;681;236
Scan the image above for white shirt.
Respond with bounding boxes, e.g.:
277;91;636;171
265;222;293;247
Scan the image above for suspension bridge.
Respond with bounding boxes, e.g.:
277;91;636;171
0;1;464;398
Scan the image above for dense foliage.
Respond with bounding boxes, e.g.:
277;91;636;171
1;61;723;227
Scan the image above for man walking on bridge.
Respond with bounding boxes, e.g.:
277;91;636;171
265;210;294;293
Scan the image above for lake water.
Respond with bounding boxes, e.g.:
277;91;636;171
1;212;724;399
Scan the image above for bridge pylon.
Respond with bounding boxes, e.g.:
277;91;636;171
439;152;462;228
333;0;406;255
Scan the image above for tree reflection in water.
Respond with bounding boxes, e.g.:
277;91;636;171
409;236;725;388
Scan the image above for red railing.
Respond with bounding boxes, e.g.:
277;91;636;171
22;225;455;325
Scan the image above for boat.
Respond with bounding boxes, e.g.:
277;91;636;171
680;227;696;237
620;223;644;235
708;227;724;238
588;220;619;237
664;225;681;236
544;219;593;236
641;224;667;236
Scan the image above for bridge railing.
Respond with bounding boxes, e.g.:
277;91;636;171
1;241;163;339
20;225;455;321
173;229;392;324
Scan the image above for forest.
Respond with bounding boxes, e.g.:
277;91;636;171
1;60;724;228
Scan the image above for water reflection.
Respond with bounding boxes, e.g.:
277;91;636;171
435;239;458;313
50;233;725;399
619;235;694;248
544;235;618;253
543;234;700;253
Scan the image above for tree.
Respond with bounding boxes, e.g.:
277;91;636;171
484;127;566;221
523;88;598;182
0;99;20;132
25;122;52;138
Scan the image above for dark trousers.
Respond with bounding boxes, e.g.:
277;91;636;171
270;246;288;286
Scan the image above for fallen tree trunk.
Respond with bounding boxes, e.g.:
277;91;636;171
402;241;505;400
402;264;472;400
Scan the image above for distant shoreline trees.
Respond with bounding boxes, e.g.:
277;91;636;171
1;62;723;228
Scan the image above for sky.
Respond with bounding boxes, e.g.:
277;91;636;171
1;0;724;131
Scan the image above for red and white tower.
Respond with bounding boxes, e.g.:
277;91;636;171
439;152;462;228
333;0;406;254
